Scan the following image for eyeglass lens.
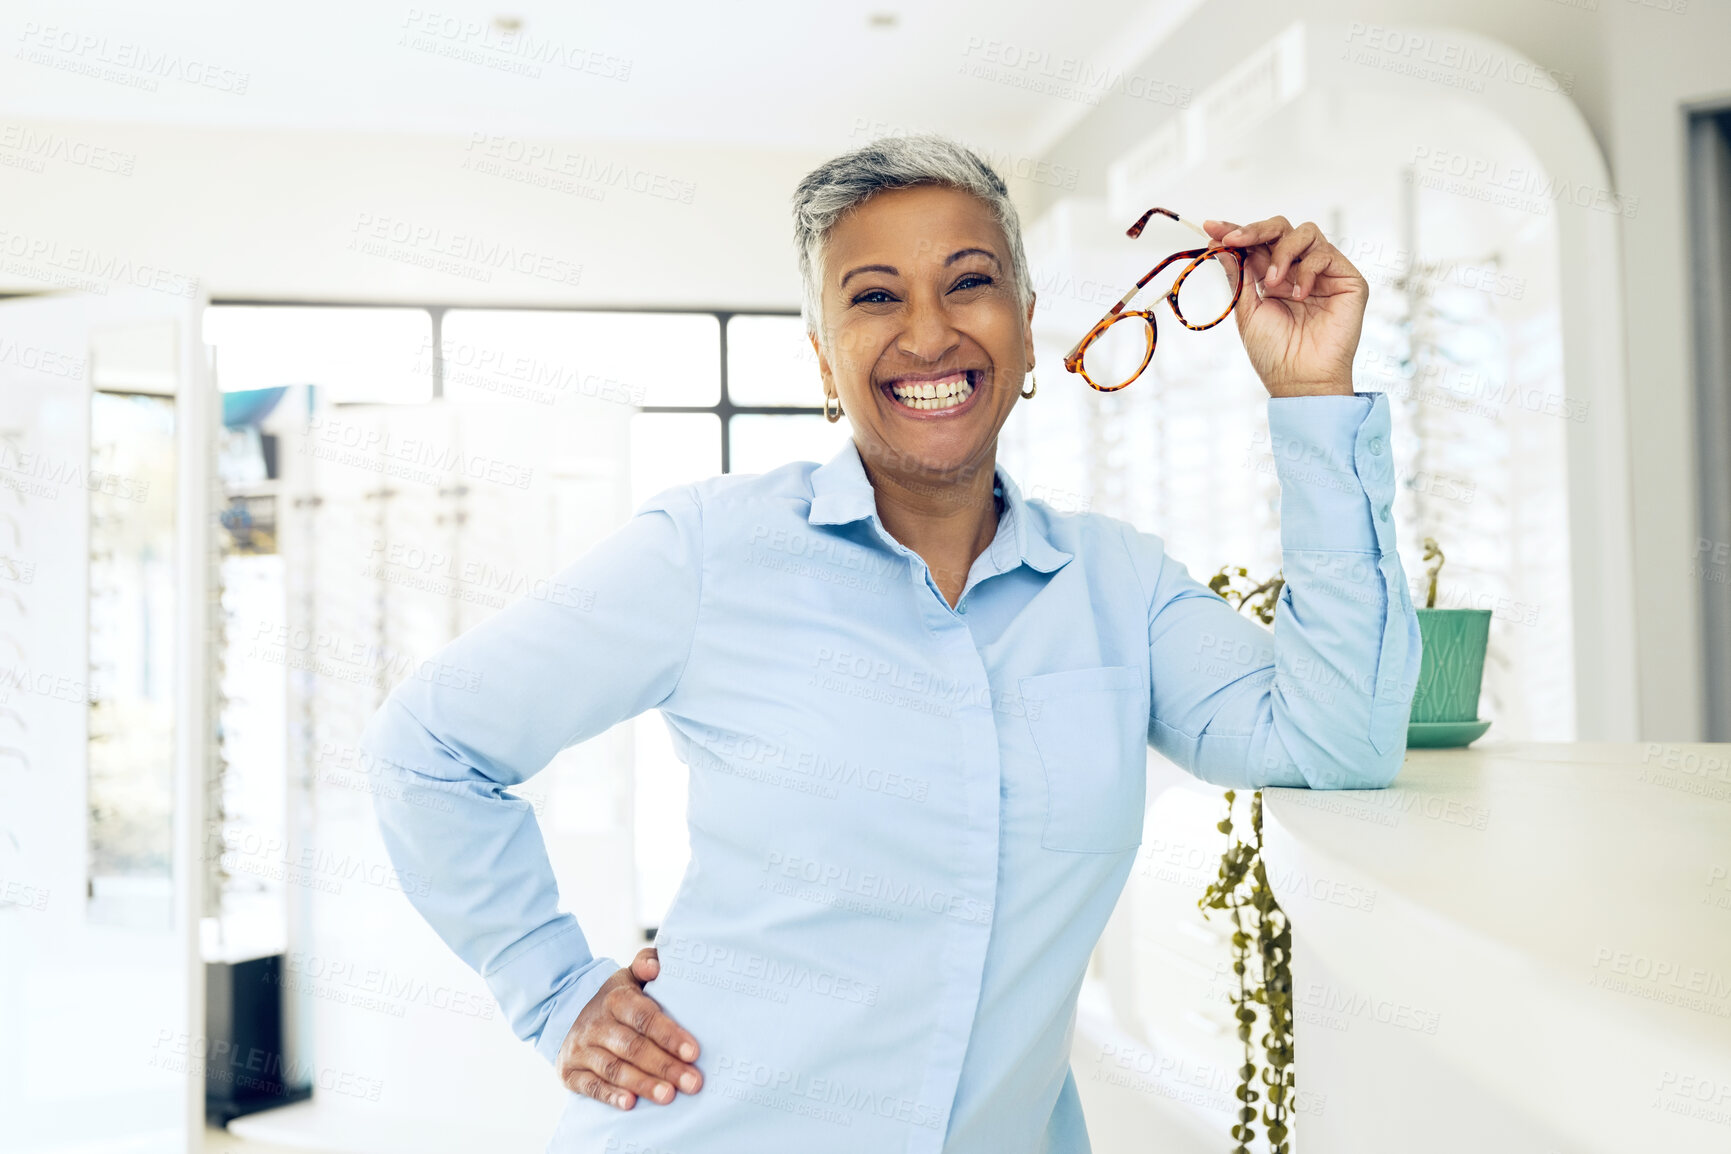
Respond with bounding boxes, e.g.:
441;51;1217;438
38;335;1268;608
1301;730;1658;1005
1174;251;1238;329
1080;316;1153;391
1080;251;1241;390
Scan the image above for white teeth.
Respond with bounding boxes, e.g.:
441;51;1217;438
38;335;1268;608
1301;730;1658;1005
891;373;971;403
891;378;973;412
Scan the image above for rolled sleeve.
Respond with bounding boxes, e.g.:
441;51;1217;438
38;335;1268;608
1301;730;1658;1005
527;943;618;1065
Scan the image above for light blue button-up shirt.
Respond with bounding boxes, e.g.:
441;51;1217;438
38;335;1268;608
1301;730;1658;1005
363;392;1419;1153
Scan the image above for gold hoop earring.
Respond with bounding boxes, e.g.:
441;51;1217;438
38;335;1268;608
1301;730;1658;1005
823;392;843;423
1020;373;1037;399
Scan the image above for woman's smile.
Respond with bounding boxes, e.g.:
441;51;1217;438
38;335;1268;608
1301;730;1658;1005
811;182;1035;496
878;367;987;416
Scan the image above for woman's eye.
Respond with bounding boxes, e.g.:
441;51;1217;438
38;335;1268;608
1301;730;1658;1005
952;274;993;292
851;289;896;305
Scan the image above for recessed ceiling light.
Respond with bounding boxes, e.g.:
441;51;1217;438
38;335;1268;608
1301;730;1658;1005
492;14;523;33
868;12;898;29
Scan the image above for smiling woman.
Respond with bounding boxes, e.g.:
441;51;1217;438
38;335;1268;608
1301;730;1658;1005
361;134;1422;1154
807;179;1037;606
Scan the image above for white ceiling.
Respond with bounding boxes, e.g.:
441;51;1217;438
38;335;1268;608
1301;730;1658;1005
0;0;1202;155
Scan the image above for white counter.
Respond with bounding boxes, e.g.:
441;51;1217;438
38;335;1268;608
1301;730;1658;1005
1262;742;1731;1151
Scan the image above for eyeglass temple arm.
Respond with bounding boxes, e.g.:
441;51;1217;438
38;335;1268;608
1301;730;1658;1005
1064;244;1215;362
1114;209;1217;313
1128;207;1212;242
1064;211;1218;362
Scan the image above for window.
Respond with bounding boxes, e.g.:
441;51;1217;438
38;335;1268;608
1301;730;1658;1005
724;313;849;475
204;306;434;403
204;301;841;933
207;304;841;482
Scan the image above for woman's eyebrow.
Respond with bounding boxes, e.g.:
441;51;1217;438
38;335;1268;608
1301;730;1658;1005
840;248;1002;288
840;263;898;287
945;247;1002;268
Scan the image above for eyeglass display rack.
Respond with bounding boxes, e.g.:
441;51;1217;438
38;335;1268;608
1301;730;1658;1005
0;294;213;1152
227;387;639;1151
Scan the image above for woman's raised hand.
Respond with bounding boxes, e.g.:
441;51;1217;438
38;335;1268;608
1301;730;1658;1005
1204;216;1367;399
556;947;703;1110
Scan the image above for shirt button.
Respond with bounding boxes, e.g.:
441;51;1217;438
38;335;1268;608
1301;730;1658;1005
1377;504;1391;522
1368;436;1384;455
957;600;968;615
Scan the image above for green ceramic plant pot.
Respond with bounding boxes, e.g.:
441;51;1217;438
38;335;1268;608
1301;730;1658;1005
1407;608;1492;748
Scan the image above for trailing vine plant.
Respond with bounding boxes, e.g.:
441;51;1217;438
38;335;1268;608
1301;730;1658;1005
1200;569;1296;1154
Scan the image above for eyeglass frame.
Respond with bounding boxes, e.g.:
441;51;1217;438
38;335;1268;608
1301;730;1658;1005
1062;207;1246;393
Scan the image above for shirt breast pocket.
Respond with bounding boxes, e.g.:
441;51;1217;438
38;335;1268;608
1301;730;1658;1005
1019;665;1148;854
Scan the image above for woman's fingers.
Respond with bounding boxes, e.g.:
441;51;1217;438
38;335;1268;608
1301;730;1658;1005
617;955;701;1063
555;957;704;1111
574;1041;670;1105
1212;216;1356;303
565;1066;635;1111
1204;221;1249;296
1218;216;1289;250
1264;219;1319;287
564;1011;701;1109
597;988;702;1102
1292;248;1328;300
1210;221;1273;287
607;985;704;1080
631;993;702;1065
593;1022;685;1103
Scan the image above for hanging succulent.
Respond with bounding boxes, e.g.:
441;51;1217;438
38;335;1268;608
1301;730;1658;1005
1200;572;1296;1154
1199;791;1294;1154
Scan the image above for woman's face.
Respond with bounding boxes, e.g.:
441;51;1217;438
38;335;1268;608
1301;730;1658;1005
810;184;1036;490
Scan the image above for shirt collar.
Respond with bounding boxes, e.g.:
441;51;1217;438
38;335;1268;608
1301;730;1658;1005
807;438;1072;575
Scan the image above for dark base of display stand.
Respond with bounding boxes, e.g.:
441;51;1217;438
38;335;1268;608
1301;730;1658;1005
205;953;314;1125
207;1081;313;1127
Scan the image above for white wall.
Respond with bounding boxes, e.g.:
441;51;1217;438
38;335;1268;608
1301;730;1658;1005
0;123;832;308
1034;0;1731;741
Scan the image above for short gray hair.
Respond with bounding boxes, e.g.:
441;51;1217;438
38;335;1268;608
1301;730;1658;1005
792;134;1034;339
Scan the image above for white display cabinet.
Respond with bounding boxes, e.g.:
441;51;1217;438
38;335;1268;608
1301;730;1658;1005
217;328;635;1152
0;289;214;1154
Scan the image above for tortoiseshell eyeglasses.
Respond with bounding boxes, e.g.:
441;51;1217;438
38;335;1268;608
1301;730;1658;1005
1062;207;1245;392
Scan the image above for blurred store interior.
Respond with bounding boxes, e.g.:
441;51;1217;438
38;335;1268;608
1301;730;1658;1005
1;2;1729;1151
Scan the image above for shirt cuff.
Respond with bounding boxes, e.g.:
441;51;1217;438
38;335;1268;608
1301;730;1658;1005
1267;392;1392;554
530;952;621;1066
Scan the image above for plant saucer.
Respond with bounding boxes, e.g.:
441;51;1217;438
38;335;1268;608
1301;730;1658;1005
1406;718;1492;749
